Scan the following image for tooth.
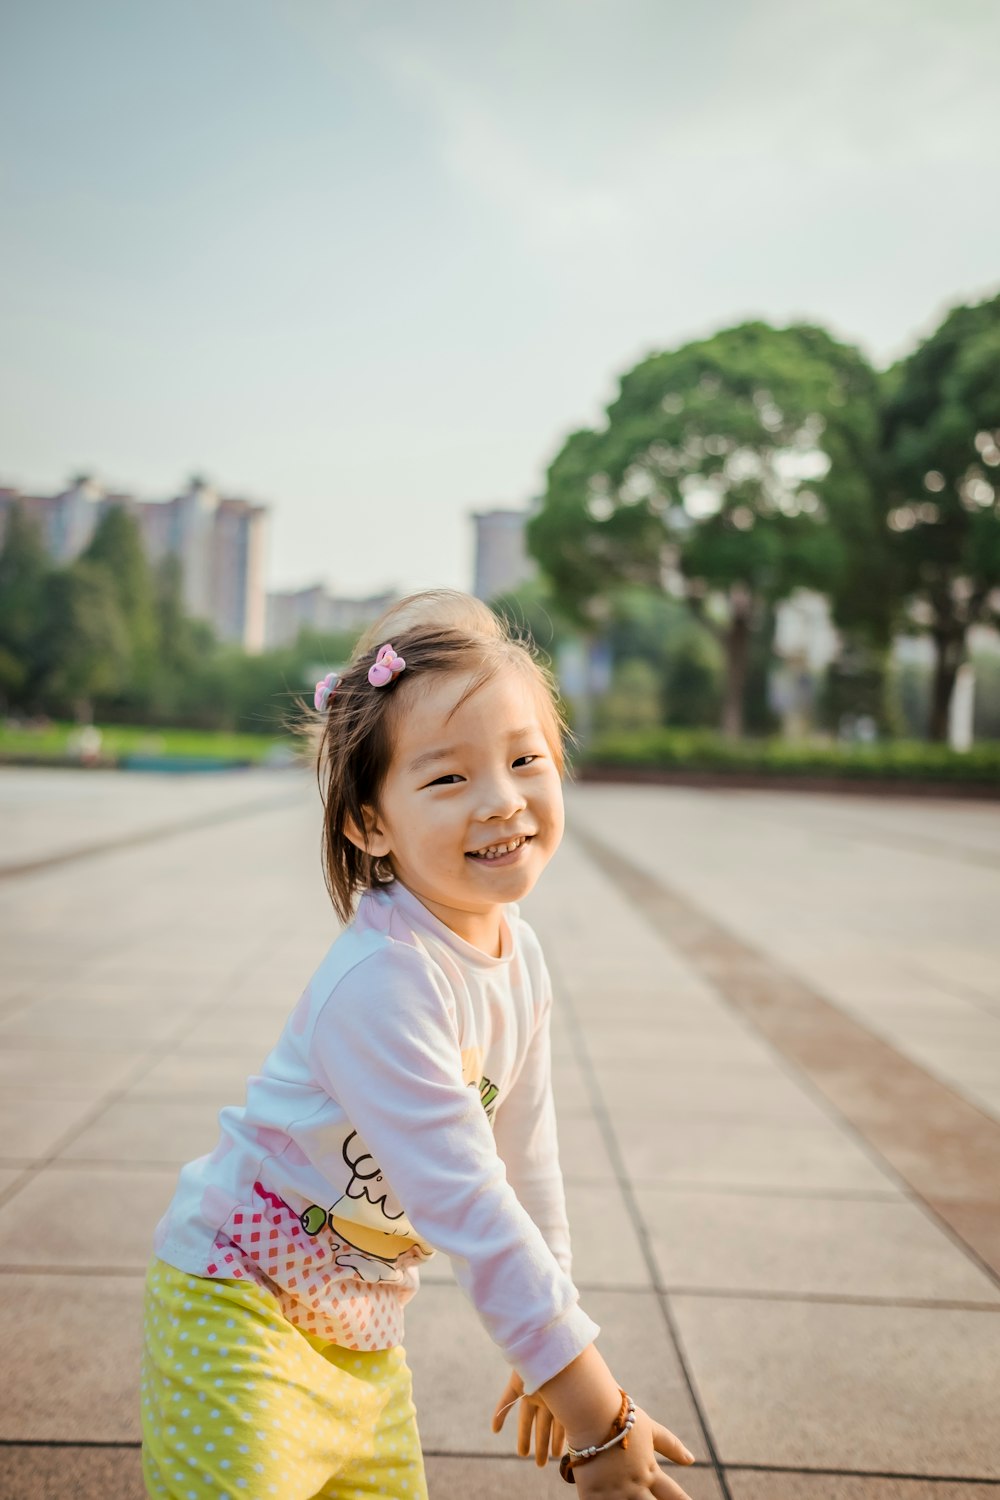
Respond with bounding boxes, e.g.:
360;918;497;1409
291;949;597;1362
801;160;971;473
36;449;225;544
471;837;526;859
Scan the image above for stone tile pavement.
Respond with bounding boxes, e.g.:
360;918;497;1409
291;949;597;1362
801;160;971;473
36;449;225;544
0;768;998;1498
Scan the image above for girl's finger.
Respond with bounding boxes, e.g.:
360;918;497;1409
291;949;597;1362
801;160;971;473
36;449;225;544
517;1398;534;1458
534;1408;552;1467
551;1419;566;1459
491;1382;519;1433
650;1467;695;1500
650;1419;696;1467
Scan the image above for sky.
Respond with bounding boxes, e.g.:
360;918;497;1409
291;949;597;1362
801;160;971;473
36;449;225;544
1;0;998;598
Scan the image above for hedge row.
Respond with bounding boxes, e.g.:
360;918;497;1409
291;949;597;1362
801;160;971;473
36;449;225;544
578;730;1000;783
0;721;293;765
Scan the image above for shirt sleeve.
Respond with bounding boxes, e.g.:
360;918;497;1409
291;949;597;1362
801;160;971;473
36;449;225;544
492;971;573;1278
309;943;599;1393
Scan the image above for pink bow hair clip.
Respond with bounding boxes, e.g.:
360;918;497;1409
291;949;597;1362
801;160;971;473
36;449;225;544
314;671;339;712
368;643;406;687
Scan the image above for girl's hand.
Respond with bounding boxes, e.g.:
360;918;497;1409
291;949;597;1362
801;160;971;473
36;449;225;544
491;1371;566;1466
569;1404;696;1499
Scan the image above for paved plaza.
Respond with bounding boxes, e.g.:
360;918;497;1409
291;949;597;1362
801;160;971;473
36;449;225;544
1;767;998;1499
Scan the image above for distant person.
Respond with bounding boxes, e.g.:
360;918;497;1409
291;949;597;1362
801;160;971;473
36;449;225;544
139;589;697;1499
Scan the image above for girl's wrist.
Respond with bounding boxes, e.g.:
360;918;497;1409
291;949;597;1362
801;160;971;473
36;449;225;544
564;1388;631;1452
566;1408;624;1450
560;1389;636;1484
537;1343;623;1446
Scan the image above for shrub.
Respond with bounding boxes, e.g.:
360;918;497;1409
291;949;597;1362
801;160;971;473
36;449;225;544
579;729;1000;783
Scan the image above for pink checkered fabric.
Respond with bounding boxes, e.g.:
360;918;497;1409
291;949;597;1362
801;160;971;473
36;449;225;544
203;1181;407;1350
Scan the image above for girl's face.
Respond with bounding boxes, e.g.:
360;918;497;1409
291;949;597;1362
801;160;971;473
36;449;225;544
355;663;565;956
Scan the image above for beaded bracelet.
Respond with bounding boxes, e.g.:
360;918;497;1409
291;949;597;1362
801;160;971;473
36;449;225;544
558;1388;636;1484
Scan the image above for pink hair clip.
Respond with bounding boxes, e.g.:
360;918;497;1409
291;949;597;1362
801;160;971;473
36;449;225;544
314;671;339;712
368;642;406;687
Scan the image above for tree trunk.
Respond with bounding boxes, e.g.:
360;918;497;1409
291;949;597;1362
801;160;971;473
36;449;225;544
928;629;965;743
721;592;752;740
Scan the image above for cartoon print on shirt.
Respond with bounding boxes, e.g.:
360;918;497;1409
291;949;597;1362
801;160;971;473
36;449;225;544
299;1056;501;1282
339;1131;407;1228
478;1075;499;1122
298;1131;419;1284
462;1046;498;1124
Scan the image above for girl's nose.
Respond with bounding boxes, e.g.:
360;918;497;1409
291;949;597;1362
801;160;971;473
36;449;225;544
477;772;527;821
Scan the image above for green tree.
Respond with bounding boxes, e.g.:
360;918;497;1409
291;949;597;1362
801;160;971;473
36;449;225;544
972;649;1000;740
663;622;724;728
594;656;663;734
487;574;575;660
36;561;130;720
154;553;191;670
881;292;1000;740
0;504;50;706
601;584;723;728
145;554;217;721
82;504;157;701
529;321;886;737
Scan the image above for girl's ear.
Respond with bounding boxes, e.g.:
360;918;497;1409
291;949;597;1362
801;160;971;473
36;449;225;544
343;805;391;858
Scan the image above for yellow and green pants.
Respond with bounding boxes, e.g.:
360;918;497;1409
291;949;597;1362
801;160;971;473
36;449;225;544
140;1258;428;1500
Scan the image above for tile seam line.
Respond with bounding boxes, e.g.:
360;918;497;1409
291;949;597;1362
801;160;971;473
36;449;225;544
0;1016;209;1215
571;819;1000;1268
568;791;1000;1016
697;792;1000;874
0;923;354;1231
0;905;302;1218
889;952;1000;1020
0;1439;997;1485
1;1428;1000;1476
548;946;734;1500
0;784;306;882
564;821;1000;1105
567;822;1000;1292
432;1452;1000;1482
719;1469;1000;1486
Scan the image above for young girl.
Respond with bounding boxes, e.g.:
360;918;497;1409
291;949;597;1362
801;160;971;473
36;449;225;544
141;590;697;1499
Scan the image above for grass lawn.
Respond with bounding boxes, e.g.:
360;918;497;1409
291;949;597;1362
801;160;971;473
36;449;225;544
0;721;298;764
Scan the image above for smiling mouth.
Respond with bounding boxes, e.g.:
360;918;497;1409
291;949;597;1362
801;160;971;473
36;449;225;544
465;835;534;862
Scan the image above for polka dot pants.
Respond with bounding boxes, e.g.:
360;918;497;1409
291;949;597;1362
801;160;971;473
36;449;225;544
140;1258;428;1500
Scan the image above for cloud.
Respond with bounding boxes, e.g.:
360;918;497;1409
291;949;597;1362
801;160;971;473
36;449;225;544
359;0;1000;307
366;32;629;249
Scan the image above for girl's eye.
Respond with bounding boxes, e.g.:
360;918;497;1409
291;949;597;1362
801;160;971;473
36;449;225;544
427;756;541;787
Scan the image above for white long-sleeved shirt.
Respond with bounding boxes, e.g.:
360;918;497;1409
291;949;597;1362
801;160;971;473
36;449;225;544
154;877;599;1392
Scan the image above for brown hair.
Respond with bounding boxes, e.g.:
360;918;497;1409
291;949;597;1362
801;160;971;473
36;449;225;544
312;590;570;924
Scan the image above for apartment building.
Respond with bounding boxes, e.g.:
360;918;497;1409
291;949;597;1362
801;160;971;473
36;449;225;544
0;473;269;652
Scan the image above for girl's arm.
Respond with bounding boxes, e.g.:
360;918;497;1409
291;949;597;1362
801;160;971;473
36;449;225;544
491;962;574;1463
492;972;572;1274
310;945;599;1391
486;955;697;1493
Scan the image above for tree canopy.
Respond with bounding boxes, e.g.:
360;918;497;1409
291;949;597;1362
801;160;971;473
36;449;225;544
82;504;158;694
528;320;886;734
881;290;1000;738
0;504;49;701
36;560;130;718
